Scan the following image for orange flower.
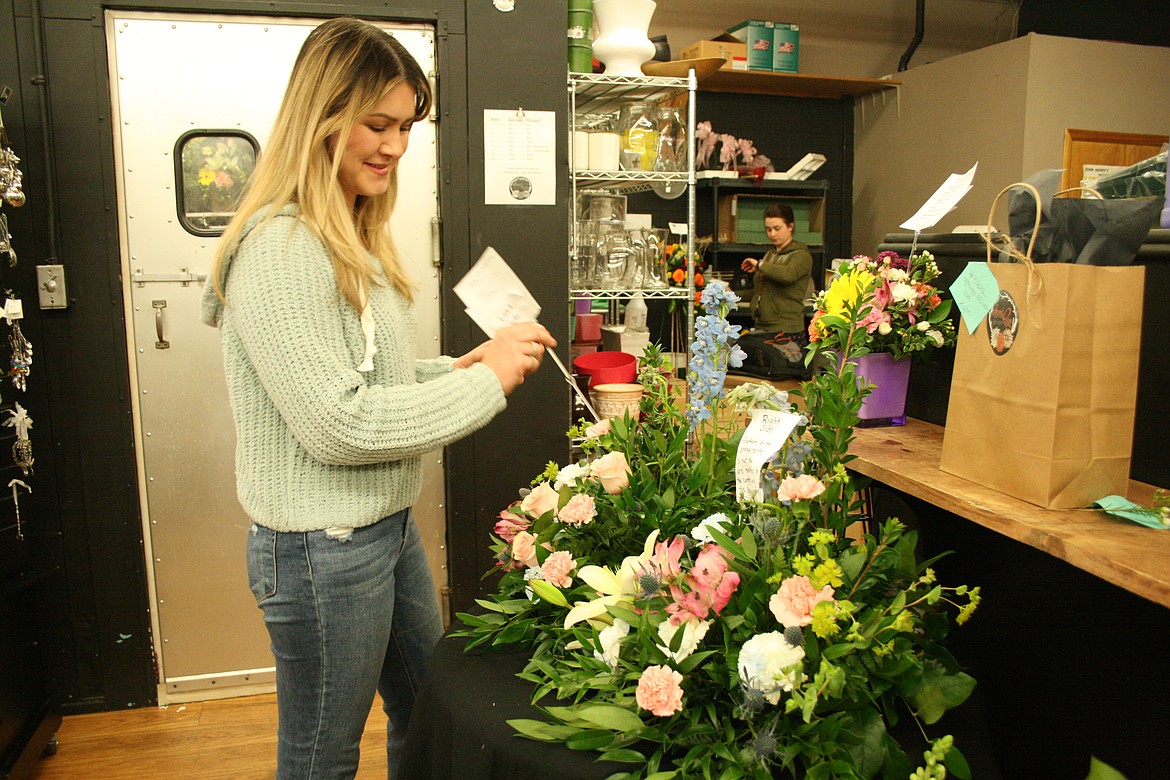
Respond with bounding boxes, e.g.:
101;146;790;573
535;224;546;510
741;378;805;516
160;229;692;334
694;272;705;287
671;268;686;284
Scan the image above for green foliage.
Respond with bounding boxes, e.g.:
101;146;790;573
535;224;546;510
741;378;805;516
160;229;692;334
454;279;978;779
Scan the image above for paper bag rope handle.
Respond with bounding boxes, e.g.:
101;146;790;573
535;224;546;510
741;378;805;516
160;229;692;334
983;181;1049;311
984;182;1042;266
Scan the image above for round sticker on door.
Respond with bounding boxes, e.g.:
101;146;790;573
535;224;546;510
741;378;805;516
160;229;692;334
986;290;1019;356
508;176;533;201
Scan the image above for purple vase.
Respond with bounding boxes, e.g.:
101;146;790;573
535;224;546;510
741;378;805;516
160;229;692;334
851;352;911;427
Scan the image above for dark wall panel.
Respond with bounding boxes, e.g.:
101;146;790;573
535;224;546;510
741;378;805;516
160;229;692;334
446;0;569;614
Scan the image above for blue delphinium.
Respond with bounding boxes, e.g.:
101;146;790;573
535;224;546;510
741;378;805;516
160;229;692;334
686;282;746;430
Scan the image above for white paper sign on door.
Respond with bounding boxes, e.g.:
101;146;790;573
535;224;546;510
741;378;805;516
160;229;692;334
483;108;556;205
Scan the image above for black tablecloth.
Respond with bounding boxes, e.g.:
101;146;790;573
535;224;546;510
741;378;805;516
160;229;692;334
399;627;628;780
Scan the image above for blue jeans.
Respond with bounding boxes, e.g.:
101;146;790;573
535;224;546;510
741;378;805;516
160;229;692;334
247;508;443;779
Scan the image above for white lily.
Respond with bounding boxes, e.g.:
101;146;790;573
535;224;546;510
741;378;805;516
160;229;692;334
564;529;660;628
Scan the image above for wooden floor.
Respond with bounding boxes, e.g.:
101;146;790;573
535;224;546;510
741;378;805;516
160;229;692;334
27;693;388;779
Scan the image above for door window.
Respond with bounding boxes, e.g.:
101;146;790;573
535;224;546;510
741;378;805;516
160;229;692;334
175;130;258;235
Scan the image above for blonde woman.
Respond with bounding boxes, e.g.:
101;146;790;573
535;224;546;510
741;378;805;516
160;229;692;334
201;18;554;779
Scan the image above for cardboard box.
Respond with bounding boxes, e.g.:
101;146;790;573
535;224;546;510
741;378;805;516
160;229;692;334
720;20;800;73
717;194;824;245
679;39;747;71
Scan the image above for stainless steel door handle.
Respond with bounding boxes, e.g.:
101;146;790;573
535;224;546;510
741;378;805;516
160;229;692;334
153;300;170;349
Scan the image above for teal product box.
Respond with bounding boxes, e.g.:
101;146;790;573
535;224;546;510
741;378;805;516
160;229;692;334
772;23;800;73
723;20;800;73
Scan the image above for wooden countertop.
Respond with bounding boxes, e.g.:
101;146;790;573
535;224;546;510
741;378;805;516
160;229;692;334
847;419;1170;609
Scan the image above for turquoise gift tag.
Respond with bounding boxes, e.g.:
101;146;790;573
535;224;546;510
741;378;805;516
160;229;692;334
1093;495;1170;530
950;262;1000;335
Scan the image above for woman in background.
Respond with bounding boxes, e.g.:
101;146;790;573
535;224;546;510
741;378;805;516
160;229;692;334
740;202;815;333
201;18;554;779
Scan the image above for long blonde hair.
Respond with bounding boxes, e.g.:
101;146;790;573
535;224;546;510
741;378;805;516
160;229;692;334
212;17;432;308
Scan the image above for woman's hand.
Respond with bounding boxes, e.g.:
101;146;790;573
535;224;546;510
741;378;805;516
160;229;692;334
741;257;760;273
453;322;557;396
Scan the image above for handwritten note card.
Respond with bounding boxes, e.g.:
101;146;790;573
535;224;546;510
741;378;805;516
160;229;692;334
735;409;803;503
949;262;1001;334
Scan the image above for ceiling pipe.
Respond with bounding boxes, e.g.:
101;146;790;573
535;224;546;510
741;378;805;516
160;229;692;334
898;0;926;72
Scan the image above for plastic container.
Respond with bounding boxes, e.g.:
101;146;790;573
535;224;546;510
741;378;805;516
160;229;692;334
573;350;637;388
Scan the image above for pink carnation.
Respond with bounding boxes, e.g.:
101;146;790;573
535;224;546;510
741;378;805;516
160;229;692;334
635;665;684;717
540;550;576;588
493;507;530;543
769;575;835;627
775;474;826;503
558;493;596;525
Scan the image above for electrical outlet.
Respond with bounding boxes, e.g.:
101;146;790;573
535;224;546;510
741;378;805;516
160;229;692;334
36;264;68;309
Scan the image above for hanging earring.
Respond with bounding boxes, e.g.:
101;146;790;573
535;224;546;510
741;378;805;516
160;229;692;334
8;477;30;541
4;401;32;476
2;293;31;391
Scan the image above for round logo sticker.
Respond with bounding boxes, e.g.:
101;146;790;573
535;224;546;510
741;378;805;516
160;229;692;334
986;290;1019;356
509;176;533;201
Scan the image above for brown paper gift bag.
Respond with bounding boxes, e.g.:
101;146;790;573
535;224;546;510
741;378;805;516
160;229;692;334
939;183;1145;509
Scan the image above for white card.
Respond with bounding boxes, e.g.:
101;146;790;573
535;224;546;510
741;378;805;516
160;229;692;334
453;247;541;337
735;409;803;503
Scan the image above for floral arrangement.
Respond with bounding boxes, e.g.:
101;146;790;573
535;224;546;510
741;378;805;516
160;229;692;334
457;279;979;779
810;250;957;362
695;121;775;176
180;135;254;229
663;240;707;306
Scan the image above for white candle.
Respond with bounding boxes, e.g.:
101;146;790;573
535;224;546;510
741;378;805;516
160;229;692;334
572;131;590;171
588;132;620;171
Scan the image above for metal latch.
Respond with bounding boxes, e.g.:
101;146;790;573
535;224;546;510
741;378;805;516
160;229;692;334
133;267;207;287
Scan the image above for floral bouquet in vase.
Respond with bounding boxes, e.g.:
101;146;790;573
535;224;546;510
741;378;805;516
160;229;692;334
457;281;980;779
808;250;958;426
663;239;708;307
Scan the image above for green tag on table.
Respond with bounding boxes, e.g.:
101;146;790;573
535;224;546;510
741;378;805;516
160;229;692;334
1093;495;1170;530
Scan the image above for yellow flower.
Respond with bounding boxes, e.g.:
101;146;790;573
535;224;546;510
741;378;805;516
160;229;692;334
197;167;215;187
815;267;875;333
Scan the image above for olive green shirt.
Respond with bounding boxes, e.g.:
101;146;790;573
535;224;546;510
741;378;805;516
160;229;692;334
750;241;814;333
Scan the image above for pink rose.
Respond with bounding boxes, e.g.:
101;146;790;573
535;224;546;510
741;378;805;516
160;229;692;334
558;493;596;525
590;451;631;494
769;575;835;628
521;481;560;519
583;419;612;439
511;531;538;568
635;665;684;717
493;507;530;543
775;474;826;503
540;550;576;588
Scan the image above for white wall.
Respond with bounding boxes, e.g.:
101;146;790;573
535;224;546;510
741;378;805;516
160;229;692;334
648;0;1019;78
852;34;1170;254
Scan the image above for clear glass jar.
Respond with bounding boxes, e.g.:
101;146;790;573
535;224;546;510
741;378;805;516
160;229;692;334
617;102;657;171
653;107;687;172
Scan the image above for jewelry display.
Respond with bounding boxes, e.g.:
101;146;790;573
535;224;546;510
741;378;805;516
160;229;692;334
4;402;33;476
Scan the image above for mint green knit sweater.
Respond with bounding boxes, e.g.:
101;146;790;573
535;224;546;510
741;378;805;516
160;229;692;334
201;206;505;532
